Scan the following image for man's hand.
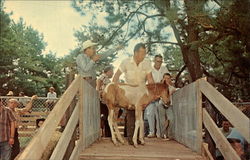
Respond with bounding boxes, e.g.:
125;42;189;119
92;54;101;62
31;95;38;101
9;138;14;145
115;45;124;50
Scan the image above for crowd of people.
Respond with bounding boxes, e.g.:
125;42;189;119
0;88;57;160
0;39;249;160
76;40;249;160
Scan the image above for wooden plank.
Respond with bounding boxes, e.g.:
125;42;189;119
80;138;204;160
196;81;203;154
79;78;84;151
18;75;81;160
69;140;80;160
19;122;36;126
22;112;49;116
199;79;250;142
20;117;40;121
203;109;240;160
50;103;79;160
202;143;214;160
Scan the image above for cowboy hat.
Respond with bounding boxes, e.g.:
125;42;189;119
82;40;98;50
7;91;14;96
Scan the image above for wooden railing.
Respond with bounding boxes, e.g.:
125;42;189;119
172;79;249;160
198;79;250;160
18;75;100;160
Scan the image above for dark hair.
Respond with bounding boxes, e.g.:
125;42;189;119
133;43;146;53
163;73;171;77
36;118;45;128
103;66;113;73
228;138;241;144
154;54;163;59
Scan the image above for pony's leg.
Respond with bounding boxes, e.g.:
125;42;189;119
108;109;118;145
139;110;145;145
132;108;141;148
113;108;125;144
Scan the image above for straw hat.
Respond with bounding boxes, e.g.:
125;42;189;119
7;91;14;96
82;40;98;50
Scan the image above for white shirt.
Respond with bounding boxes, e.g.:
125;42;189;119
47;92;57;99
151;65;169;83
119;57;152;85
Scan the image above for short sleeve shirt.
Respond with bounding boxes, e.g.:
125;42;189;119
0;107;16;142
119;57;152;85
152;66;169;83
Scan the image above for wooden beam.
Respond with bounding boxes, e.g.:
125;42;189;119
199;79;250;142
79;78;84;151
201;143;214;160
203;109;240;160
18;76;81;160
196;82;203;154
69;140;80;160
49;102;79;160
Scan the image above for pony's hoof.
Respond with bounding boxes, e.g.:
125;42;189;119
133;144;138;148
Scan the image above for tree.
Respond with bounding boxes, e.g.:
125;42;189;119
0;2;65;96
72;0;250;100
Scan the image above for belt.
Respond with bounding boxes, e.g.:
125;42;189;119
83;77;92;80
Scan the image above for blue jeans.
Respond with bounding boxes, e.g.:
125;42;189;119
144;101;160;136
0;141;11;160
157;100;174;138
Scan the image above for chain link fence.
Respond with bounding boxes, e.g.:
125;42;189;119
0;96;59;150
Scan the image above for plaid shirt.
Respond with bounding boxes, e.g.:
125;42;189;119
0;106;16;142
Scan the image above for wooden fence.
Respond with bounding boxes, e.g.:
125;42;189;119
18;75;100;160
172;79;249;160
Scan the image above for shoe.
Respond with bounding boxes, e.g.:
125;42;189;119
147;133;155;138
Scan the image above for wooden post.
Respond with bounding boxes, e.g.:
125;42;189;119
79;78;84;155
196;80;203;154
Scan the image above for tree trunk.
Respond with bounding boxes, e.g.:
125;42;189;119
183;0;203;81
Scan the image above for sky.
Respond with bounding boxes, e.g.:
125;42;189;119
4;1;87;57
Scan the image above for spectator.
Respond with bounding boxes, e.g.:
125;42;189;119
226;108;250;160
144;55;169;138
18;92;29;108
0;98;16;160
7;95;37;160
35;118;62;160
216;120;232;160
112;43;154;145
160;73;176;139
96;66;114;137
76;40;123;87
45;87;57;111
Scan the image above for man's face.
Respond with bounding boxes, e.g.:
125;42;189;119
154;57;163;68
135;47;146;63
106;70;114;78
163;75;172;84
222;121;230;132
231;142;244;157
38;120;45;128
84;46;96;57
8;99;18;109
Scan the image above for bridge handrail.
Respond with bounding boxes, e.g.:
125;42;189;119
198;79;249;160
18;75;81;159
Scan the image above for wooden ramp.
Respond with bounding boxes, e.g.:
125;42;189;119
80;138;205;160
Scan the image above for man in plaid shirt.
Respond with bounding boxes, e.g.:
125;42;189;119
0;98;16;160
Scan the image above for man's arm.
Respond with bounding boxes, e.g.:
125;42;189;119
146;72;154;84
76;55;95;73
20;95;38;113
96;79;102;91
9;121;15;145
112;69;122;83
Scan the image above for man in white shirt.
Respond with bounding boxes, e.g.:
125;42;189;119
145;55;169;138
113;43;154;145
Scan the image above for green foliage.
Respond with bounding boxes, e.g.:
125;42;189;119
72;0;250;101
0;4;65;97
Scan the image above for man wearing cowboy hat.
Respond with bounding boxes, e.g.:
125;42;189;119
76;40;123;87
